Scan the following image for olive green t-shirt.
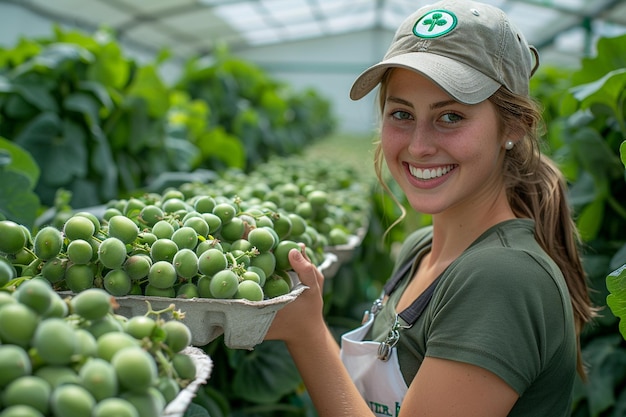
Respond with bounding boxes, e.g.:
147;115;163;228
370;219;577;416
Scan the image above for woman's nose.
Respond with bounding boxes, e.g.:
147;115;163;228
407;123;437;157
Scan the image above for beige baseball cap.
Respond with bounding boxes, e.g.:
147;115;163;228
349;0;539;104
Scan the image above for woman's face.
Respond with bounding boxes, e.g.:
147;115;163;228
381;68;508;217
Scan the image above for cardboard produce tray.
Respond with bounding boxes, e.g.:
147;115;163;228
114;282;307;350
162;346;213;416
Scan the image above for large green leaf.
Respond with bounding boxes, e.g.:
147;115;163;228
11;43;93;79
571;69;626;122
0;137;39;188
14;113;87;187
230;341;302;404
0;169;40;227
11;77;58;112
576;198;605;242
573;34;626;85
607;265;626;340
580;335;626;417
126;64;169;118
64;92;101;127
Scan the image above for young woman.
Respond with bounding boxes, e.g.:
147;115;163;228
266;0;595;416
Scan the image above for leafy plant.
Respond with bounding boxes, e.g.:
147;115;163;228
533;34;626;417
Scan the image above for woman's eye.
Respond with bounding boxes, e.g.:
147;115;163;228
440;112;463;123
391;110;412;120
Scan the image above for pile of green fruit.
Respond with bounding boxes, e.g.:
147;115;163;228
0;281;198;417
0;189;323;301
184;156;371;246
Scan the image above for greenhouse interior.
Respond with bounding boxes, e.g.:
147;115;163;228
1;0;626;416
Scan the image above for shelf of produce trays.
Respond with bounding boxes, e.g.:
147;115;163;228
323;225;367;276
114;270;310;350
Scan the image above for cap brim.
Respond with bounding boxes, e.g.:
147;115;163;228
349;52;501;104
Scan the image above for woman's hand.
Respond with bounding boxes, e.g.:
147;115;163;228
264;246;326;345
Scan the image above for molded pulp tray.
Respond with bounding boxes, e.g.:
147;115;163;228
162;346;213;417
114;284;307;350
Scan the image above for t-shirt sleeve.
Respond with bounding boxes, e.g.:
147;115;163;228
424;247;568;395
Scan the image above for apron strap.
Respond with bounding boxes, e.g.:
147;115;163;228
382;253;442;326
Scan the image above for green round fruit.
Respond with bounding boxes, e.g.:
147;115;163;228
63;216;95;242
247;227;275;253
263;275;291;298
212;203;236;224
171;226;198;250
161;320;192;353
235;280;264;301
32;318;76;366
194;196;216;213
112;347;158;394
218;217;244;242
0;405;45;417
0;220;27;255
273;240;301;271
202;213;222;234
138;205;164;228
40;257;67;284
107;215;139;245
209;269;239;299
96;332;140;362
50;384;96;417
66;239;93;265
124;254;152;281
147;261;177;290
79;357;119;401
103;269;132;296
151;220;175;239
183;216;210;238
34;366;80;389
70;288;112;321
172;248;199;280
15;279;53;315
121;389;165;417
176;282;199;299
0;303;38;348
33;226;63;261
125;316;157;340
0;345;31;388
149;239;178;262
64;264;95;293
272;214;292;240
196;276;213;298
197;248;227;276
73;212;101;235
98;237;127;269
249;252;276;279
92;398;139;417
156;376;180;403
85;315;124;339
172;352;196;380
144;284;175;298
2;376;51;414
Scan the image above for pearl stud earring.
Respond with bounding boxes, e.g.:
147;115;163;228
505;140;515;150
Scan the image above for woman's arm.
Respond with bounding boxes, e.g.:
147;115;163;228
266;249;519;417
401;356;519;417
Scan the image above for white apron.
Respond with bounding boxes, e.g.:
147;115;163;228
340;312;407;417
339;252;440;417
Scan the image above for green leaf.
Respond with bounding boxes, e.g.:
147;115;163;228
576;198;604;242
14;113;87;187
230;341;302;404
620;141;626;170
570;69;626;120
126;64;169;118
11;78;58;112
607;264;626;340
181;403;210;417
0;169;40;228
0;137;39;188
581;335;626;416
198;127;245;169
64;92;101;128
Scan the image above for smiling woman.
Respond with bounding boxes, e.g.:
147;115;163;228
265;1;595;416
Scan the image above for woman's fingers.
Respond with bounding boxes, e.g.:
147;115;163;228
288;248;323;289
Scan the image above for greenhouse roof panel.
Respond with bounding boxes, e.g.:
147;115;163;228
10;0;626;63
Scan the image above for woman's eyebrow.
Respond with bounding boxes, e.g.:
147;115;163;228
386;96;458;110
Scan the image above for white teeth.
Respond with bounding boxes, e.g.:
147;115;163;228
409;165;454;180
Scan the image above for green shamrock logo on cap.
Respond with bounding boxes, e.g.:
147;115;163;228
413;9;457;38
